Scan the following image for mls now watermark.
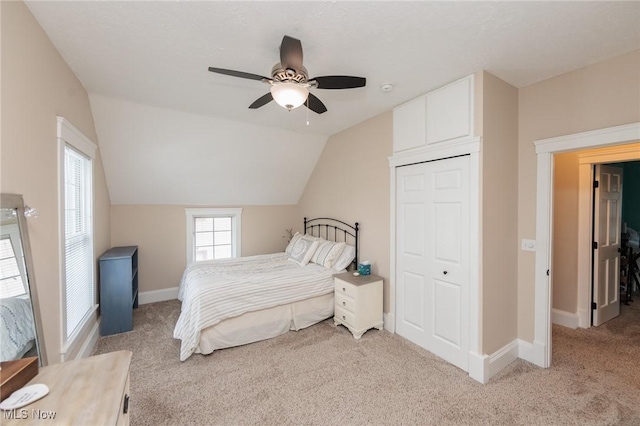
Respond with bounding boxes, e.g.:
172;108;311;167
3;409;57;420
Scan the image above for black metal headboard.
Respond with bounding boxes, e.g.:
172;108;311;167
304;217;359;270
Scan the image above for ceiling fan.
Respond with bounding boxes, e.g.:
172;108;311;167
208;35;366;114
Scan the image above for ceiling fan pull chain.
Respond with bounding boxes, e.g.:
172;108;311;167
306;97;310;126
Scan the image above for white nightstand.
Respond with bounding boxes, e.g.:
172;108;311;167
334;272;383;339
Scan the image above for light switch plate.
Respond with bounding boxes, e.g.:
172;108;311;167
521;239;536;251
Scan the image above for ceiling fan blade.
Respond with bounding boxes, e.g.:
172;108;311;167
280;36;303;71
208;67;270;82
305;93;327;114
248;92;274;109
311;76;367;90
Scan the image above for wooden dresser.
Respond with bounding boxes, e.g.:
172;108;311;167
2;351;132;425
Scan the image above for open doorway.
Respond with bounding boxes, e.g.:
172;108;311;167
532;123;640;369
552;156;640;331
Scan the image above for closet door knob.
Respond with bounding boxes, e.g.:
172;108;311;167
443;271;448;275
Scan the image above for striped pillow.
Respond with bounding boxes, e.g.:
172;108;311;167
311;240;346;269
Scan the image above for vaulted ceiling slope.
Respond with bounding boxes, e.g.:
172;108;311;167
89;94;327;205
25;1;640;206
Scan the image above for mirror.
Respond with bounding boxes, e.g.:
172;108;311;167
0;194;47;366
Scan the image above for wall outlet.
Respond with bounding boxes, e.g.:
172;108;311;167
521;239;536;251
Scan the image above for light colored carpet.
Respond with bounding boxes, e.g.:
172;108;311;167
93;299;640;425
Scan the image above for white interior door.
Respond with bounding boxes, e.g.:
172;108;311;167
592;164;623;326
396;156;470;371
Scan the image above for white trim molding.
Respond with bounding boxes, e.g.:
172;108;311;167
533;122;640;368
469;340;520;384
74;318;101;360
57;116;97;159
551;309;579;329
535;122;640;154
139;287;179;305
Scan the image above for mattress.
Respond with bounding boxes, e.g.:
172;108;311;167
174;252;336;360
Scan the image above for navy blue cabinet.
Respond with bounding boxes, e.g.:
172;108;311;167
99;246;139;336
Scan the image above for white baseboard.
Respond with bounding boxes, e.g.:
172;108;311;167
487;340;519;379
383;312;395;333
468;351;489;384
75;318;101;360
469;340;520;384
577;308;590;328
552;308;579;329
518;338;547;368
138;287;179;305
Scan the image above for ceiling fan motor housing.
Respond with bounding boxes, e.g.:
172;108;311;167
271;63;309;84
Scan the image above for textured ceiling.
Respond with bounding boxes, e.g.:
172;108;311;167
22;1;640;206
25;1;640;137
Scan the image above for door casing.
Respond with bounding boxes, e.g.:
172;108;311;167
533;122;640;368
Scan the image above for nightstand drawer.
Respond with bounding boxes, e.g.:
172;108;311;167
335;306;356;328
335;279;357;299
335;292;356;313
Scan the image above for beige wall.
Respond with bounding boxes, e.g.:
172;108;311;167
480;72;519;354
518;49;640;341
110;205;298;292
552;152;580;313
1;1;111;363
297;112;393;311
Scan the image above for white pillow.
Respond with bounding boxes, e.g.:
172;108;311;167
332;244;356;271
285;232;302;255
288;236;320;266
311;240;345;269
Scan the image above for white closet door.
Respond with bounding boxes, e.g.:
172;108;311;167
396;155;470;371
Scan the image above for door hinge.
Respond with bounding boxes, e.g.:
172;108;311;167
593;241;598;250
593;180;599;188
592;302;597;310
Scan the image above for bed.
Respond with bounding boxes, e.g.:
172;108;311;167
0;296;36;362
173;217;359;361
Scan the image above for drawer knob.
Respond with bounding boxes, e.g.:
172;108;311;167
342;301;346;306
342;315;346;320
342;287;346;292
443;271;448;275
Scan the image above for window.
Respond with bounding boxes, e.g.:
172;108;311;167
58;117;97;346
0;230;27;299
185;208;242;264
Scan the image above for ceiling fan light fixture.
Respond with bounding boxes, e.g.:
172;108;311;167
270;82;309;111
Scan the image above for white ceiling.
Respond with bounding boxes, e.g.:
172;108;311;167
26;1;640;136
27;1;640;204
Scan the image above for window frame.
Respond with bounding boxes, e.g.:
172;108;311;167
185;208;243;264
57;117;98;356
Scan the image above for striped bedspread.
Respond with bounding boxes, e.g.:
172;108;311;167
173;253;335;361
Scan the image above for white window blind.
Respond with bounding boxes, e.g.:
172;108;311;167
0;236;26;298
64;146;94;339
